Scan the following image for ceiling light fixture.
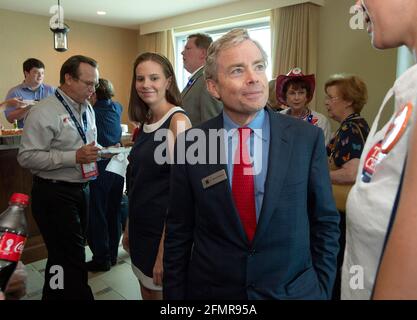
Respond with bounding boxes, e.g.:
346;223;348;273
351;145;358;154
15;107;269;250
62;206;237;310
50;0;70;52
97;11;107;15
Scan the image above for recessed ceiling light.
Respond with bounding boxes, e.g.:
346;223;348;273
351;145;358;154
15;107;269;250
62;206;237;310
97;11;106;15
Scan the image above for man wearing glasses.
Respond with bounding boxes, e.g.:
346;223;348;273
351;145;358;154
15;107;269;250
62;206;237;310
18;55;100;300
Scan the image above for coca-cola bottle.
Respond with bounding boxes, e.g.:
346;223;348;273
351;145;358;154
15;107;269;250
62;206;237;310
0;193;29;292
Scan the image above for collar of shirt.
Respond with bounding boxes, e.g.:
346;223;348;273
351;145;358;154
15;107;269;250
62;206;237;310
57;87;89;114
21;82;44;92
222;108;270;179
188;65;204;80
341;112;361;125
223;108;268;142
94;99;112;109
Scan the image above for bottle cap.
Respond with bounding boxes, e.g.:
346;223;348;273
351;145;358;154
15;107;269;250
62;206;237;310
9;193;30;206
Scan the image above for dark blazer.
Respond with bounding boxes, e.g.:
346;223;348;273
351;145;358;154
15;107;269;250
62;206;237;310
163;108;340;300
181;67;223;126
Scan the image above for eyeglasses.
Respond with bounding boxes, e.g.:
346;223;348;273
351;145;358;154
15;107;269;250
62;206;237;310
324;95;339;102
75;78;99;89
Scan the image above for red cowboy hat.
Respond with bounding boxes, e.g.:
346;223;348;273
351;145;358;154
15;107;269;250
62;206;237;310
275;67;316;106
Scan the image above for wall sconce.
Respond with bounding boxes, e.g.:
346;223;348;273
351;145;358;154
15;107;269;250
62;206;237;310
51;24;70;52
50;0;70;52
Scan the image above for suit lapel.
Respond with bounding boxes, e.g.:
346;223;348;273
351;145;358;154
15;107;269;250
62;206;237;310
253;109;294;246
206;113;250;244
181;68;203;98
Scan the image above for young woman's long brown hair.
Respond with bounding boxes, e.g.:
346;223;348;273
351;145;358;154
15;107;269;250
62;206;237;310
128;52;182;125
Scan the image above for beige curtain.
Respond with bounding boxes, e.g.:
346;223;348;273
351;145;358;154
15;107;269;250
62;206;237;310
270;8;280;78
137;29;175;67
270;3;319;107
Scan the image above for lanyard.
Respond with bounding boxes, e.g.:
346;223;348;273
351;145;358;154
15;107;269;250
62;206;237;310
55;90;88;144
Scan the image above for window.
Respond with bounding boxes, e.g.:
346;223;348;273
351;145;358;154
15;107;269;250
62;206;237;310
175;21;271;90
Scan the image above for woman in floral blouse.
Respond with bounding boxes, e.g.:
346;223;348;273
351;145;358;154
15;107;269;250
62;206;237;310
325;74;370;183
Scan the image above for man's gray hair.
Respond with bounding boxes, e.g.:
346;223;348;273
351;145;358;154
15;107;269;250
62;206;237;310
204;28;268;81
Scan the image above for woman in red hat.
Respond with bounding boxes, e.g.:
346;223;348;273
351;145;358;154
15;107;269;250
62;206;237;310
276;68;332;145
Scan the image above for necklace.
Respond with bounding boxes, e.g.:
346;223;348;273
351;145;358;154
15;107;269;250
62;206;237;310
289;108;311;120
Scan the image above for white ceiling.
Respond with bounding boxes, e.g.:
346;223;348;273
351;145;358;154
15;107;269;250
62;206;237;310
0;0;241;30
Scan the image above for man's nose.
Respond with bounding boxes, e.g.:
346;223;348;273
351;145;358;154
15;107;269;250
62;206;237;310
246;69;260;84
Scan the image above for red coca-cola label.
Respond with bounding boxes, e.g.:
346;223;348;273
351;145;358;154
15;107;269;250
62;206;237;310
0;232;26;262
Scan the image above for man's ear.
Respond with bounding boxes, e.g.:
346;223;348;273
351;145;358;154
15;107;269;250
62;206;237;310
200;48;208;60
206;79;221;100
64;73;73;85
23;71;29;79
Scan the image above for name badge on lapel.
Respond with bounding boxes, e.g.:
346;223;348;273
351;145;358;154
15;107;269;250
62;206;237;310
201;169;227;189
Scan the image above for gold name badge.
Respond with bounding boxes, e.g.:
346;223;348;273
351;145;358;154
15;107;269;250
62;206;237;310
201;169;228;189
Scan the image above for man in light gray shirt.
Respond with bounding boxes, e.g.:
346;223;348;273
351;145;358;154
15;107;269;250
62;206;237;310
18;55;100;300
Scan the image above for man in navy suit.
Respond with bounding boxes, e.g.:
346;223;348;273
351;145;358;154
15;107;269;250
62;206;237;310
163;28;340;300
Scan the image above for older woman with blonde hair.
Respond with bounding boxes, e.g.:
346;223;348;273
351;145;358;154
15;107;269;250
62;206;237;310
325;74;370;187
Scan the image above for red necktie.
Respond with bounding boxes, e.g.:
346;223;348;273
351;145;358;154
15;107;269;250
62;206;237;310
232;127;257;242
